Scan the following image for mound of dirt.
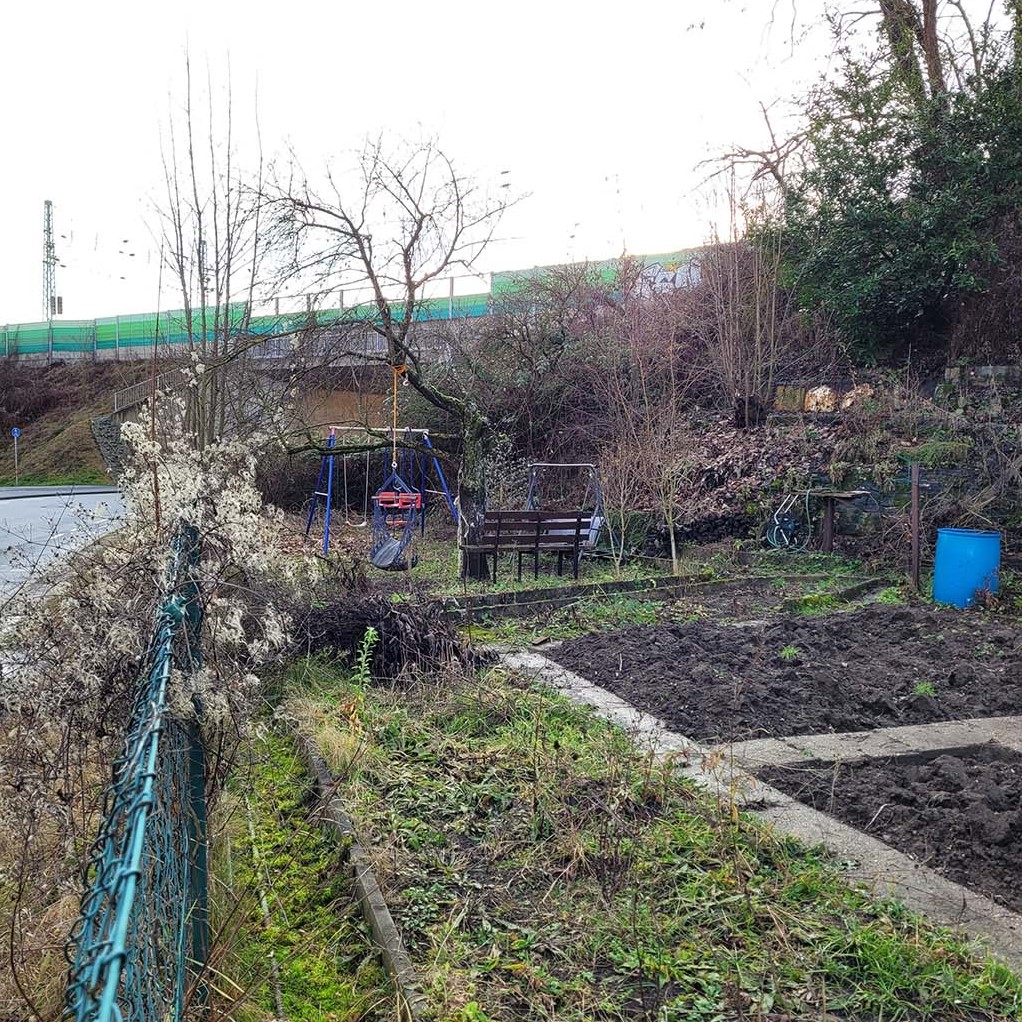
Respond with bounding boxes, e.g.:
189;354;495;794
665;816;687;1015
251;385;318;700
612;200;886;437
760;744;1022;912
550;604;1022;742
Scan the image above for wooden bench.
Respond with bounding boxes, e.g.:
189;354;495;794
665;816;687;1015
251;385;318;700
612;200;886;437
462;510;593;582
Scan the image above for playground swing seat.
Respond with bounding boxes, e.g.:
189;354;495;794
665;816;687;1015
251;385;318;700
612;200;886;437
369;467;423;571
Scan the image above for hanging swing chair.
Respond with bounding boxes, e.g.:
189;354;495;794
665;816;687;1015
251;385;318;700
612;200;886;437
369;366;423;571
370;466;423;570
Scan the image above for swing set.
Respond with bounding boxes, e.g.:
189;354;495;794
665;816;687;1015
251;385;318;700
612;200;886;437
525;462;606;551
305;366;457;568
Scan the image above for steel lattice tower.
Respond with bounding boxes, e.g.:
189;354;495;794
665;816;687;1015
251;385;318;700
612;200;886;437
43;199;57;320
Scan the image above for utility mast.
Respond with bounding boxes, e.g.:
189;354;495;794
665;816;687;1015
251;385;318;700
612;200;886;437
43;200;62;320
43;200;63;362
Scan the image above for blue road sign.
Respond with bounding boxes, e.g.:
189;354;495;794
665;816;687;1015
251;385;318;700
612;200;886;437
10;427;20;438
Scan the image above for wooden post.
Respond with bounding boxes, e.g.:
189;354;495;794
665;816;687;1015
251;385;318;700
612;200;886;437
910;462;921;591
822;497;835;553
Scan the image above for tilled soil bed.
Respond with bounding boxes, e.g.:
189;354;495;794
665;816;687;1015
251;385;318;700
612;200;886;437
760;743;1022;913
550;604;1022;742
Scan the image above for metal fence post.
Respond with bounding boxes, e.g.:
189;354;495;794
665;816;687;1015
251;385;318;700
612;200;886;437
179;524;208;1011
187;720;209;1011
910;462;921;591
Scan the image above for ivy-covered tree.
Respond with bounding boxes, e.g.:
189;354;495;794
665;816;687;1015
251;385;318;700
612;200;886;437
752;3;1022;361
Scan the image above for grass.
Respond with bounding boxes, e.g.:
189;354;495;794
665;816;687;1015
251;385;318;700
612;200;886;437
459;561;897;646
0;360;153;485
402;535;672;597
465;593;673;644
0;468;108;487
282;656;1022;1022
791;590;842;616
208;733;392;1021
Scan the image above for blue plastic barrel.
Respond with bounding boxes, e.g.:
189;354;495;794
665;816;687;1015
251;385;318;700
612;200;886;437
932;528;1001;608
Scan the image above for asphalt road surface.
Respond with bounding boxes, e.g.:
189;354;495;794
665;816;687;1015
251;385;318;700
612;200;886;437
0;486;124;598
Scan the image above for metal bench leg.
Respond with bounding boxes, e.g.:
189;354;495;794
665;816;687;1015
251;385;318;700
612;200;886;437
557;551;564;576
517;551;523;582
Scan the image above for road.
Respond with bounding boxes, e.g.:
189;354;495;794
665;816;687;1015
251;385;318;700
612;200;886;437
0;486;124;597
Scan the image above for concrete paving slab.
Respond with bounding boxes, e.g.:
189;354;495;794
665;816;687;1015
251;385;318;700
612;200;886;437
726;716;1022;770
759;800;1022;964
502;648;1022;969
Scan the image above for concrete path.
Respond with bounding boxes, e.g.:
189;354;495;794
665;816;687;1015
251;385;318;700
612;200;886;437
503;648;1022;969
728;716;1022;770
0;487;124;598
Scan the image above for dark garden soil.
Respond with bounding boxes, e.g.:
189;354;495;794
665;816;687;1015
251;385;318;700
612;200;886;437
759;744;1022;913
550;604;1022;742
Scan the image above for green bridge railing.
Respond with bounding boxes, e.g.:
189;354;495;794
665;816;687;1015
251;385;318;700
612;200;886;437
1;292;492;360
1;250;697;360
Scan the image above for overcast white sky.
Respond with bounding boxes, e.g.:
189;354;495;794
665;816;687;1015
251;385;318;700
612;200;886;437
0;1;835;323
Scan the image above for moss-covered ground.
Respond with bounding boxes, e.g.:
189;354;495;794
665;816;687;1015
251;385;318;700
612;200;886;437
209;734;393;1021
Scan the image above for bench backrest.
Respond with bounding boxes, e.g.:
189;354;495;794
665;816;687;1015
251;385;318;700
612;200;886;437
479;510;593;549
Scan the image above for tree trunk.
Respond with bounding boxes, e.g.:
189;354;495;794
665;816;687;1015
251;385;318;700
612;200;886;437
458;407;490;580
667;509;679;576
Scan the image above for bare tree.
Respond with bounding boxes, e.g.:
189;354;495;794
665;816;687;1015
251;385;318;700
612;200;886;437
689;179;837;427
580;260;703;572
268;137;513;575
156;54;287;449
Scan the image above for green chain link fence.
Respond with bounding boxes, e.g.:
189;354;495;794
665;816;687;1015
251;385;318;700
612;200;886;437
63;526;208;1022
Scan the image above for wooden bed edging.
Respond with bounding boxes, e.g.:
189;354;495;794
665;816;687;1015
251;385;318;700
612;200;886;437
292;731;431;1021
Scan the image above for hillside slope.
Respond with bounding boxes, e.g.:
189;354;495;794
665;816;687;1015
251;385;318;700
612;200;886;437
0;361;152;485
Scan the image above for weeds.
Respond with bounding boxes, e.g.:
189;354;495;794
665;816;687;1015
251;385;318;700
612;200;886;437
793;591;841;615
353;626;379;686
467;593;665;644
283;658;1022;1022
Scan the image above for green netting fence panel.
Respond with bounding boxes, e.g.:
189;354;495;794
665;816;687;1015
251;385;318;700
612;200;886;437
1;289;494;359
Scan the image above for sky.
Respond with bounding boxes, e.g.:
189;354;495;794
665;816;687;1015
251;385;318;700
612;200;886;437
0;0;837;323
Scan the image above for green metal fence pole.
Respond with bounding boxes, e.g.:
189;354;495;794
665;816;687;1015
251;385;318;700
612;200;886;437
187;721;208;1010
180;524;209;1011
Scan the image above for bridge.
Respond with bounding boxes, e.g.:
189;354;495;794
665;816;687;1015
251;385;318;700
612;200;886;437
1;249;696;363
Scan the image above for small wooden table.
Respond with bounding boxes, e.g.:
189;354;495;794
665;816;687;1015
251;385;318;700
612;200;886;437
810;489;871;553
